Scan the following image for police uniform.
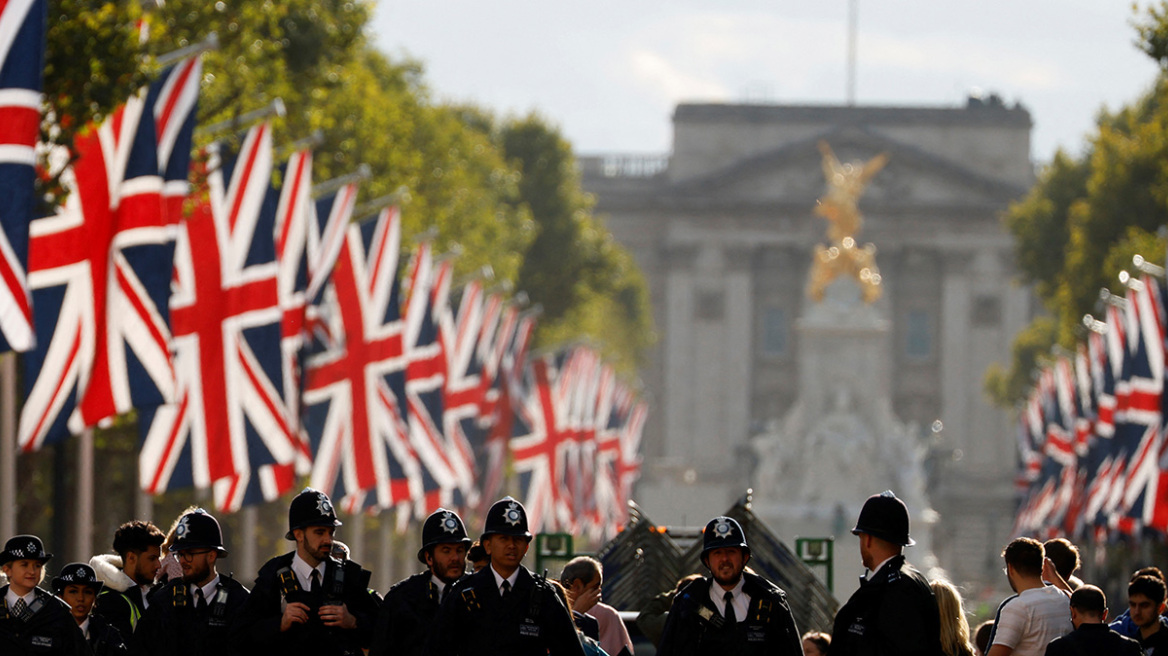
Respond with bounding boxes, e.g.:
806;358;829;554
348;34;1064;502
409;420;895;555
50;562;128;656
131;510;249;656
0;535;88;656
829;491;942;656
424;498;585;656
370;509;471;656
235;489;378;656
657;517;802;656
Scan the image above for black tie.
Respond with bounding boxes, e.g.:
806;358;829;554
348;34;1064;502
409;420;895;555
723;591;736;624
439;585;449;605
195;588;206;610
310;569;322;596
500;580;511;598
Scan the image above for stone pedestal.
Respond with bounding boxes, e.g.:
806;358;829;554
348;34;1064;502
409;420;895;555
751;280;938;600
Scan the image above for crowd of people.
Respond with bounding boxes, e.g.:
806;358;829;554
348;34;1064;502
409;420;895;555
0;487;1165;655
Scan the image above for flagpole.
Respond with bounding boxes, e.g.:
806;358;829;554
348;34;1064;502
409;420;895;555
0;353;16;539
378;515;393;593
240;505;258;578
74;428;94;561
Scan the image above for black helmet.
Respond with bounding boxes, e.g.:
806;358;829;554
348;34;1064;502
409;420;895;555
51;562;103;594
481;497;532;540
170;509;229;556
286;488;343;541
852;490;915;546
0;534;52;566
417;508;472;564
700;516;750;565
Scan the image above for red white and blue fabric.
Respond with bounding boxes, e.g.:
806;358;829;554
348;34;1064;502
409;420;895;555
273;149;314;444
403;243;457;514
303;207;422;513
20;59;200;451
440;277;486;511
138;124;305;512
1119;275;1167;532
512;353;578;533
0;0;44;353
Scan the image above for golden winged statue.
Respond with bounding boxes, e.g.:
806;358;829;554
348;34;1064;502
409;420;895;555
807;141;887;304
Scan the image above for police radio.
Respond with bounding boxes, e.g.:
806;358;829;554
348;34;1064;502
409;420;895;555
323;561;346;607
276;566;308;606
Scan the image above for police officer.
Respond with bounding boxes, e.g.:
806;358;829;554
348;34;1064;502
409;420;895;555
656;516;802;656
829;490;942;656
131;509;249;656
370;508;471;656
51;563;127;656
0;534;87;656
424;497;585;656
235;488;378;656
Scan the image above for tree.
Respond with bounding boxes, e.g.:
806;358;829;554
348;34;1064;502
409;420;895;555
990;3;1168;407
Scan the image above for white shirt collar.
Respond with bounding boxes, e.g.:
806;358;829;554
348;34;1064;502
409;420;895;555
431;574;447;598
709;576;749;620
190;573;220;604
292;553;327;590
5;586;35;608
79;617;90;639
490;565;519;595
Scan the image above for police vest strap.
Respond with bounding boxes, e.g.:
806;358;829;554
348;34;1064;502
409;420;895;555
460;587;481;611
327;560;346;600
276;567;301;599
172;582;189;608
527;576;546;623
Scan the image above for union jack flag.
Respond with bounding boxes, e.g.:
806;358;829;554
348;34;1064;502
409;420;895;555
138;124;306;512
1119;274;1167;532
440;277;486;511
21;58;200;451
303;206;422;513
512;353;576;533
0;0;44;353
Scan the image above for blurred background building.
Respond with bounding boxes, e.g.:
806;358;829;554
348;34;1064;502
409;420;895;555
578;94;1035;599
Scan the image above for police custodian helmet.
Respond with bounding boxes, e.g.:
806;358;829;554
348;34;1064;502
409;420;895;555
417;508;472;564
286;488;343;540
851;490;916;546
481;497;532;540
700;516;751;565
170;508;229;556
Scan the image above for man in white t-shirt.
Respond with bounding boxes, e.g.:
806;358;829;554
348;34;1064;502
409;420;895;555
987;537;1072;656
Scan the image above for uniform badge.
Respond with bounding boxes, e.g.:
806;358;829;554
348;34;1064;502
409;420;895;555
441;511;459;534
713;518;733;539
317;495;334;516
26;540;37;554
504;502;523;526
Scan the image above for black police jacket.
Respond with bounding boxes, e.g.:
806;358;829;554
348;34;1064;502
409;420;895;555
235;552;378;656
129;574;249;656
423;565;586;656
0;585;88;656
369;570;465;656
86;613;128;656
829;555;943;656
656;572;802;656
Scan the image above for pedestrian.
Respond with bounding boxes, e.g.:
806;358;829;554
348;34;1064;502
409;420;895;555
1040;539;1083;591
156;506;200;586
657;515;802;656
636;574;701;648
1126;573;1168;653
560;556;634;655
90;521;164;639
1043;584;1141;656
985;538;1070;656
973;621;993;656
370;508;471;656
235;488;378;656
424;496;585;656
1109;566;1166;637
829;490;942;656
0;534;88;655
932;579;975;656
131;509;249;656
51;562;127;656
467;541;488;573
802;631;830;656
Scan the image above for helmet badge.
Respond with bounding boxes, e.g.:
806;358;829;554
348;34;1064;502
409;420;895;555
176;516;191;539
317;495;334;516
440;511;459;534
504;501;522;526
713;518;733;539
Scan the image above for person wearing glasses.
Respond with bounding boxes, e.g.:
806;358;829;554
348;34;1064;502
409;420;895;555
131;509;249;656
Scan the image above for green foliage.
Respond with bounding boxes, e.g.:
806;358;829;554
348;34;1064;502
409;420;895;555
996;3;1168;407
983;317;1058;408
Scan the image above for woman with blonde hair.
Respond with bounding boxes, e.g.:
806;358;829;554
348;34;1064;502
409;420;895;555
931;578;975;656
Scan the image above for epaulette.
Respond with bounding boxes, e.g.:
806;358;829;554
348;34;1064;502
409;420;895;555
460;587;481;611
